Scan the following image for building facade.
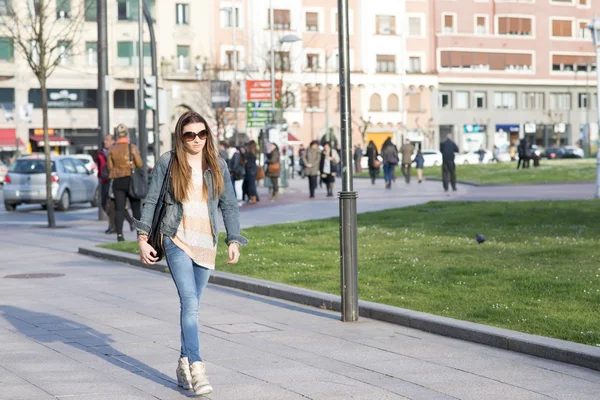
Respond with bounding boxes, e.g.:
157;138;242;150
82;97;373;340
433;0;598;154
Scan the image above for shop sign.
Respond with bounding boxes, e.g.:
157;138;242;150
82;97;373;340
463;124;486;133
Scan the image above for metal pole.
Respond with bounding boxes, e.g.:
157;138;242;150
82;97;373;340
586;63;591;157
325;50;329;147
137;0;147;173
97;0;109;221
269;0;276;126
143;2;159;162
233;7;239;146
594;44;600;198
337;0;358;322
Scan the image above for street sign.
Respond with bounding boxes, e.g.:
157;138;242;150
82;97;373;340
246;100;282;128
246;80;282;101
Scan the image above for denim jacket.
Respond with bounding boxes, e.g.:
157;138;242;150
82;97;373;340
134;151;248;247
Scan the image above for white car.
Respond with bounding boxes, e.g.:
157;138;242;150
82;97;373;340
420;150;443;167
71;154;98;176
455;150;493;165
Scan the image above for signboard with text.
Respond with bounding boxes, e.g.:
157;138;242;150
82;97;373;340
246;80;282;101
245;100;281;129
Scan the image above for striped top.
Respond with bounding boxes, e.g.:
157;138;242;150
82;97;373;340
171;168;217;270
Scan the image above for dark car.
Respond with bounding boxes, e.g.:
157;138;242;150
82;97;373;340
544;147;565;159
544;146;584;159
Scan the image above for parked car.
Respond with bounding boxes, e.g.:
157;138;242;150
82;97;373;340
3;155;99;212
420;150;443;167
71;154;98;175
455;150;492;165
544;147;565;159
562;146;585;159
0;161;8;184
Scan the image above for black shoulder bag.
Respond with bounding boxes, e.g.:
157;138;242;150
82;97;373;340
128;144;148;200
147;153;174;262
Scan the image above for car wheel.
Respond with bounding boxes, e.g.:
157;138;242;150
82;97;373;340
4;202;16;212
57;190;70;211
90;187;100;207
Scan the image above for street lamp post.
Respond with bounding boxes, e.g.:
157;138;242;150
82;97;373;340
587;18;600;199
221;6;239;146
337;0;359;322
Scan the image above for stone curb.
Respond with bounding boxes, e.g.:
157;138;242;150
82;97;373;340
79;246;600;372
425;177;595;187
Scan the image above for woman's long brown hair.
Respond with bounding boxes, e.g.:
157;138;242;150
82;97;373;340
172;111;224;203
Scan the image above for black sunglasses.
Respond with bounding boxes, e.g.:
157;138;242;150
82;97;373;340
183;130;209;141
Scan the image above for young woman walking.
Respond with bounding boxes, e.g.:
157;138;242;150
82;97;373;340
135;111;247;396
320;142;340;197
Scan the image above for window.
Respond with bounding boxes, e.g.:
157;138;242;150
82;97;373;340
283;91;296;108
407;56;422;73
552;19;573;37
376;55;395;73
177;45;190;72
57;0;70;19
552;54;596;72
0;38;14;62
117;0;136;21
475;16;487;35
370;94;382;111
494;92;517;109
440;51;532;71
473;92;486;109
549;93;571;110
224;50;239;70
306;53;319;70
388;94;399;112
307;89;320;109
440;91;451;108
61;159;76;174
408;92;421;113
0;0;9;16
117;41;150;66
58;41;71;65
114;89;135;109
269;9;291;30
176;4;189;25
579;0;587;5
522;92;544;109
443;14;455;34
579;22;589;39
498;17;532;36
455;92;469;109
85;42;97;66
84;0;96;21
275;51;290;71
306;12;318;31
375;15;395;35
578;93;589;108
408;17;422;37
222;7;239;28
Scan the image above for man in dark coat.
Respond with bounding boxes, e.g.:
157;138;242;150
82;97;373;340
440;134;459;192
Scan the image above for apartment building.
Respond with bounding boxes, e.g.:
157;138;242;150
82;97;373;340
433;0;598;153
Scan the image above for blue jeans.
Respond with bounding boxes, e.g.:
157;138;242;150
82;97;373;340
231;178;237;199
383;163;395;185
164;236;211;364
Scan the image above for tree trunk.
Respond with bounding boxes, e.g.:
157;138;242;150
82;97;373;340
41;79;56;228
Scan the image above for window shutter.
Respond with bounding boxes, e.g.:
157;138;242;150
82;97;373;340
306;12;318;26
444;15;453;28
498;17;509;34
489;53;505;70
476;17;485;26
440;51;451;67
450;51;462;67
474;52;488;65
521;18;531;34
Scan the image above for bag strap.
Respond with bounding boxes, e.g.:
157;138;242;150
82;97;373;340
128;144;134;174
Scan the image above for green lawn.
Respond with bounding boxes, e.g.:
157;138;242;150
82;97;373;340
356;159;596;185
101;200;600;346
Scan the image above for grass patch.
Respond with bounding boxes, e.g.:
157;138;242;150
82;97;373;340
356;159;596;185
101;200;600;345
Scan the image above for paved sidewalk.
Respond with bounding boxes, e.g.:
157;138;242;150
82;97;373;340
2;231;600;400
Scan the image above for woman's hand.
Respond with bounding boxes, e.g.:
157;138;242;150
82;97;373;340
227;243;241;264
139;241;159;265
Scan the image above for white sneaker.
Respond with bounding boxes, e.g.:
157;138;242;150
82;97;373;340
176;357;192;390
190;361;213;396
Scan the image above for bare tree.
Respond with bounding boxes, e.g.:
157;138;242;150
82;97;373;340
1;0;89;227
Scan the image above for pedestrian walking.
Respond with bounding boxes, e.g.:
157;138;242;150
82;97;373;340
517;138;531;169
97;134;115;234
302;140;321;198
288;147;296;179
381;138;399;189
298;144;306;178
413;150;425;184
320;142;340;197
440;134;459;192
366;141;380;185
244;141;259;205
400;139;415;184
266;143;281;201
353;145;363;173
136;111;247;397
477;145;486;164
107;124;143;242
229;146;245;204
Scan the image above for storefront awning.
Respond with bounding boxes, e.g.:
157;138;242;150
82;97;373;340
30;135;71;147
0;129;25;150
